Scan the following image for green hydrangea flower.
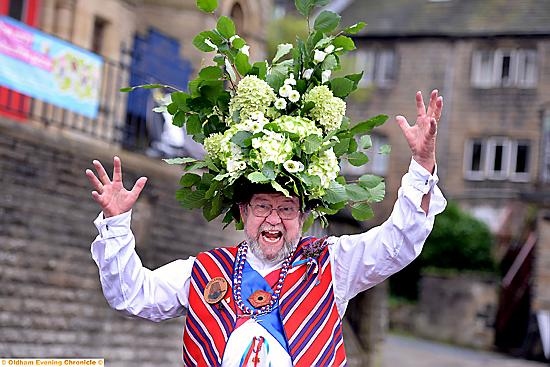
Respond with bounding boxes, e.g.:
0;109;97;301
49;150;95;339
229;75;277;121
303;85;346;132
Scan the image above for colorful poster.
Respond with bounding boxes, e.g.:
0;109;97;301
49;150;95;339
0;16;103;118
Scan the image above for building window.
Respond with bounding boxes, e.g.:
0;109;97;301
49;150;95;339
230;3;245;35
91;16;108;55
341;135;389;177
471;48;537;88
464;137;531;182
356;49;396;88
8;0;26;21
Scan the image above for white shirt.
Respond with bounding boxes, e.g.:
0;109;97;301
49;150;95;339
91;158;446;366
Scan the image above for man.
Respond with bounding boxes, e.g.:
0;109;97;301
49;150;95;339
86;90;446;366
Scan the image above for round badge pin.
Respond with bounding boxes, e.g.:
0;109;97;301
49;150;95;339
204;277;228;304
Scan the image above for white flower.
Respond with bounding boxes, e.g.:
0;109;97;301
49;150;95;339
283;160;305;173
241;45;250;56
324;44;335;54
322;70;332;84
279;84;293;98
204;38;218;51
274;98;287;110
250;111;264;121
303;68;314;80
284;77;296;86
313;49;327;63
288;90;300;103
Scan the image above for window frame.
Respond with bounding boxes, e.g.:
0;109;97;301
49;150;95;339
471;48;538;89
464;137;532;182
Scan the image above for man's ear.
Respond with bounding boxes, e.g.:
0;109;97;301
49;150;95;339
238;204;247;222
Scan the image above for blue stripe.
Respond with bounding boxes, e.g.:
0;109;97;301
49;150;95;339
191;264;234;335
186;311;220;364
289;290;334;356
314;319;341;366
210;248;236;275
280;247;330;315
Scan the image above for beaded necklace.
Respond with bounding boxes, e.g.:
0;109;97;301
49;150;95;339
232;242;292;317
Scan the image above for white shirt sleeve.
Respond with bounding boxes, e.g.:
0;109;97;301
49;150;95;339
328;158;447;316
90;210;194;322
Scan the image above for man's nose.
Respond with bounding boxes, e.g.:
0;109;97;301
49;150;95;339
265;208;282;224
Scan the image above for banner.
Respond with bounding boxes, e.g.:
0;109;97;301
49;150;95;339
0;16;103;118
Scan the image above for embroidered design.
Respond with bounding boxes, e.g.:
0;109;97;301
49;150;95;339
301;237;328;259
248;290;272;308
204;276;228;304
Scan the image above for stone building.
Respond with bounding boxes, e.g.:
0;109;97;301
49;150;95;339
0;0;383;365
335;0;550;360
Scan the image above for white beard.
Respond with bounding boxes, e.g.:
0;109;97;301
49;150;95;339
246;234;299;263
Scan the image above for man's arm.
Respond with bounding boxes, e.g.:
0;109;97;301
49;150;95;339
91;210;193;321
329;90;446;315
86;157;192;321
329;159;446;315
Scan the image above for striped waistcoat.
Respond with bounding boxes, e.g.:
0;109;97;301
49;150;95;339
182;237;347;366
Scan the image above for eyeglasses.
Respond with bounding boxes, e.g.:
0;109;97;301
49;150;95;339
249;203;300;220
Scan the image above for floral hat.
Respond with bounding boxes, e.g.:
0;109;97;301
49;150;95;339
124;0;388;229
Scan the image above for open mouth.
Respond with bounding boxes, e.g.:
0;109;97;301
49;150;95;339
261;230;283;243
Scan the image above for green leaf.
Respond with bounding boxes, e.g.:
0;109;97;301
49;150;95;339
231;131;252;147
231;37;246;49
119;86;133;92
216;16;235;38
177;188;207;209
248;172;270;183
351;203;374;221
266;69;286;91
359;135;372;149
180;173;201;188
170;92;189;111
199;66;223;80
196;0;218;13
303;134;323;154
379;144;392;154
172;110;185;127
330;77;354;98
163;157;198;165
333;35;356;51
313;10;341;33
345;184;370;201
295;0;315;16
324;181;347;204
358;174;383;188
344;21;366;35
321;54;338;70
193;31;216;52
250;61;267;79
235;52;251;76
142;83;165;89
273;43;293;63
186;114;201;134
333;137;351;157
348;151;369;166
366;182;386;202
262;162;276;180
350;115;389;135
295;0;330;16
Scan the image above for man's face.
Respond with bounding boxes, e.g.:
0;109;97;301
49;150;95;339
240;193;303;262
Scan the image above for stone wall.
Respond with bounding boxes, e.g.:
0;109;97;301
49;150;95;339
0;118;244;366
414;274;498;349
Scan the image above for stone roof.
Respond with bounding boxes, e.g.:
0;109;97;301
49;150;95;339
338;0;550;37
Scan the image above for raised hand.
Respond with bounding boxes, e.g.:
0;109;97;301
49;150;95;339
85;156;147;218
396;90;443;173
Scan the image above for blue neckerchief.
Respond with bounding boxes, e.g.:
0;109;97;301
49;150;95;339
241;261;289;352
